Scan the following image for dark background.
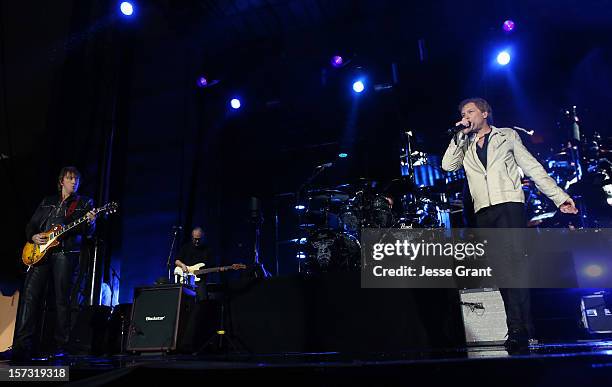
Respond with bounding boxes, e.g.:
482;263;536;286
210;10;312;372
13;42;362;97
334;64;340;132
1;0;611;303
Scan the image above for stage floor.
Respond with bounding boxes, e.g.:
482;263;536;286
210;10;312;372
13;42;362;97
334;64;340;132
3;341;612;385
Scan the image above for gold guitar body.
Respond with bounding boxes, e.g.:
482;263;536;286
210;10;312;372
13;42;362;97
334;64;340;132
21;225;63;266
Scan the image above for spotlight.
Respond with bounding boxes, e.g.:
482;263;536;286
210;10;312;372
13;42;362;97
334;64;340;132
294;205;306;210
496;51;511;66
230;98;241;109
352;80;365;93
331;55;344;68
502;20;515;32
196;76;208;88
195;76;220;89
120;2;134;16
338;153;348;158
585;264;604;278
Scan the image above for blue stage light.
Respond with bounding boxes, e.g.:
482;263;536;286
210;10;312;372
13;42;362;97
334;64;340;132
352;80;365;93
120;2;134;16
497;51;511;66
331;55;343;68
196;76;208;88
338;153;348;158
230;98;241;109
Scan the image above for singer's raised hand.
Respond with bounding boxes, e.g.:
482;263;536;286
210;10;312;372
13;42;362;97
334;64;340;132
455;118;473;134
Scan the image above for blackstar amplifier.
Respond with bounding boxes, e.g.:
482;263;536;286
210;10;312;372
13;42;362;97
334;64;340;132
460;288;508;345
126;284;195;352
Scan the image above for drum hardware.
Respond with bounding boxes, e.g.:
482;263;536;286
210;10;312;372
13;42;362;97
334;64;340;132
294;162;338;272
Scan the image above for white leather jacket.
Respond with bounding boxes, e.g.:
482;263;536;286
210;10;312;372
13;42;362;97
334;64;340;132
442;126;569;213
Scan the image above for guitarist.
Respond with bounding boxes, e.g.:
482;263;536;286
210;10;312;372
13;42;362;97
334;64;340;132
12;166;97;361
175;227;213;302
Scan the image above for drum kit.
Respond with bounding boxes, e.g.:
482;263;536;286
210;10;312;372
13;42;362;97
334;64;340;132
524;129;612;227
296;155;463;274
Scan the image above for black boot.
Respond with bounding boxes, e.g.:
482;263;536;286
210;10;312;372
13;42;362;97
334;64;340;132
504;327;529;354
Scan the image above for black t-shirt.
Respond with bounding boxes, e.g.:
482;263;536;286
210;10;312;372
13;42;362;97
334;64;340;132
476;132;491;169
176;243;211;267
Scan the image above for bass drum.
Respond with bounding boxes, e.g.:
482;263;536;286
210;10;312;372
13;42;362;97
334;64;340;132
305;229;361;273
341;192;395;230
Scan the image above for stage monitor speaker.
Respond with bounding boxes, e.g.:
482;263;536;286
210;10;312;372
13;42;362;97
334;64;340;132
581;293;612;334
127;284;195;352
460;288;507;345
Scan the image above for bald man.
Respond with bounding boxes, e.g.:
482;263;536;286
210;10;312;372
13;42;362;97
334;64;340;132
175;227;212;300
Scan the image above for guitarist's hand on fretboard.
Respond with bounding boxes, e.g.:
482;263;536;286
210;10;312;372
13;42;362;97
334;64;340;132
32;233;49;245
86;210;97;224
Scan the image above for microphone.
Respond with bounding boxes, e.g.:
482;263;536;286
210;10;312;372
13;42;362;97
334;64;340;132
316;162;333;169
447;123;470;135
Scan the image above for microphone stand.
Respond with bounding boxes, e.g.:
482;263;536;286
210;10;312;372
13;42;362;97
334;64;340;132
166;227;181;282
109;265;120;307
248;197;271;278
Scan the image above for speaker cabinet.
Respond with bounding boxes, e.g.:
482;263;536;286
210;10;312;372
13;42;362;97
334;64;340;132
127;284;195;352
581;293;612;334
460;288;507;345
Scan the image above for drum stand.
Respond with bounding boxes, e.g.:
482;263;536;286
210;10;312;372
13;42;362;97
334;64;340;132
296;164;331;272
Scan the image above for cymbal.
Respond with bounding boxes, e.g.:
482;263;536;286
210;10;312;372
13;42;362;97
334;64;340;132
307;189;350;203
334;178;378;192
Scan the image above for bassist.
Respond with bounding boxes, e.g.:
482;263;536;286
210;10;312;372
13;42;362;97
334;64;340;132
175;227;212;302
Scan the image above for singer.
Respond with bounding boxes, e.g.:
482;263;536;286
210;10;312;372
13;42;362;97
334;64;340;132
441;98;578;353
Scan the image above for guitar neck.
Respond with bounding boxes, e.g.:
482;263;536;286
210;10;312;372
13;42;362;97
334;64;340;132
194;266;236;276
54;207;102;239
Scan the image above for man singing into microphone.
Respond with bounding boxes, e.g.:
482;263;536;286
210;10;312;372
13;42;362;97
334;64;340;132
442;98;578;353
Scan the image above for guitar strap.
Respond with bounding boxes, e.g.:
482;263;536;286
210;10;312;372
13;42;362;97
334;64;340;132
66;195;80;218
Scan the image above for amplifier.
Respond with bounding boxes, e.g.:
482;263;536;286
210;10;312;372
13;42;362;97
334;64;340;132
581;293;612;334
460;288;507;345
127;284;195;352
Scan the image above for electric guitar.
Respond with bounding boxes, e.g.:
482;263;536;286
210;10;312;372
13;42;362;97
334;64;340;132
174;263;247;282
21;201;118;267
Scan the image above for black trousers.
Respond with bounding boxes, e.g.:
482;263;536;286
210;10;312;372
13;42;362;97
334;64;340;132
14;252;79;354
475;202;533;336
